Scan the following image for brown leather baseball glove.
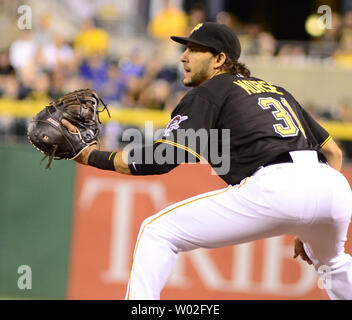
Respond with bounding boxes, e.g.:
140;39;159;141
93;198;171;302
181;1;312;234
27;89;109;168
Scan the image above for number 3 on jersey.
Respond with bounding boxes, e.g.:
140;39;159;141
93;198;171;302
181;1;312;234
258;97;306;138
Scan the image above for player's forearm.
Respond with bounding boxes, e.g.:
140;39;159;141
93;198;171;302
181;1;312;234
321;138;342;171
323;150;342;172
89;149;132;175
76;145;132;175
113;150;132;175
80;144;181;175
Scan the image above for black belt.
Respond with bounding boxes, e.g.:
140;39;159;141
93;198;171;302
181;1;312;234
264;151;327;167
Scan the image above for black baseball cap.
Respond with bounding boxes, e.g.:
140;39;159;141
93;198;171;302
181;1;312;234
171;22;241;60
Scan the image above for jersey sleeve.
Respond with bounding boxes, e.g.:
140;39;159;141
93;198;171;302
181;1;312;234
300;107;331;148
155;91;220;162
128;90;220;175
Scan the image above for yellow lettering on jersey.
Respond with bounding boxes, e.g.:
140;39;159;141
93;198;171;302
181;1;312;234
258;97;299;137
280;98;306;138
232;80;253;95
253;81;268;93
244;80;261;93
233;80;283;96
266;82;284;95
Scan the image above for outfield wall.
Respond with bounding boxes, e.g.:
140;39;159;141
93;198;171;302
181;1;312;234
0;145;351;299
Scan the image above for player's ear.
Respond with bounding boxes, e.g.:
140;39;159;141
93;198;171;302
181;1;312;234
214;52;226;69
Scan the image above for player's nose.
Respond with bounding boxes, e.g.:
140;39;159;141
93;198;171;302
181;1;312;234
180;49;188;63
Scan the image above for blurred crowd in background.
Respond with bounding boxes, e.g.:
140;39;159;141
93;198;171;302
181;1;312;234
1;0;352;149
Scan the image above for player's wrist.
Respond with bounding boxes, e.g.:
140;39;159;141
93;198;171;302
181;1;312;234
74;144;98;165
87;149;117;171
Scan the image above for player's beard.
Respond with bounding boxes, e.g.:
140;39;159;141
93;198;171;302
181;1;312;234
184;58;212;87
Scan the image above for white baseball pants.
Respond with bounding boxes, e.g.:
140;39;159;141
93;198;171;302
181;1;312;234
125;151;352;300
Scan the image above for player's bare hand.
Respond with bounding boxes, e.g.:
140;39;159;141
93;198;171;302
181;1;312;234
293;237;313;265
61;118;78;134
61;119;98;165
74;144;98;165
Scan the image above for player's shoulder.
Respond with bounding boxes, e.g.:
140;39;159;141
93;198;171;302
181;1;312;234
199;73;277;95
184;73;240;103
231;74;294;98
179;73;253;109
202;72;243;90
179;79;223;107
172;78;228;115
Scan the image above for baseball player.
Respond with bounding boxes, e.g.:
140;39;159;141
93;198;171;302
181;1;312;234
65;22;352;299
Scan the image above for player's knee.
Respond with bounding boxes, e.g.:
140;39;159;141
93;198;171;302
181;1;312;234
139;210;166;232
138;215;163;239
315;252;352;271
140;217;181;249
139;216;154;230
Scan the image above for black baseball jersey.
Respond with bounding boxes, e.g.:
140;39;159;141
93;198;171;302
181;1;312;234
129;73;331;185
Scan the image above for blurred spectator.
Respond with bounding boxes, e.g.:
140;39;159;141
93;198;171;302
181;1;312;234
64;0;96;22
243;23;263;39
0;51;16;100
62;75;90;93
39;35;74;72
302;101;321;120
48;70;65;100
121;76;143;108
319;106;341;121
0;72;26;141
119;50;146;79
333;30;352;68
141;55;163;85
118;50;179;109
18;66;35;99
164;87;188;111
187;3;206;33
79;55;109;90
216;11;232;27
156;65;178;83
246;31;276;56
240;23;264;55
338;99;352;122
257;32;276;56
99;62;126;104
0;50;15;76
323;12;343;42
342;10;352;30
141;53;178;87
1;74;20;99
115;50;148;107
148;0;188;40
138;79;172;110
216;11;241;31
74;19;109;57
2;1;352;150
34;14;54;47
9;31;37;71
277;43;307;64
26;72;51;101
